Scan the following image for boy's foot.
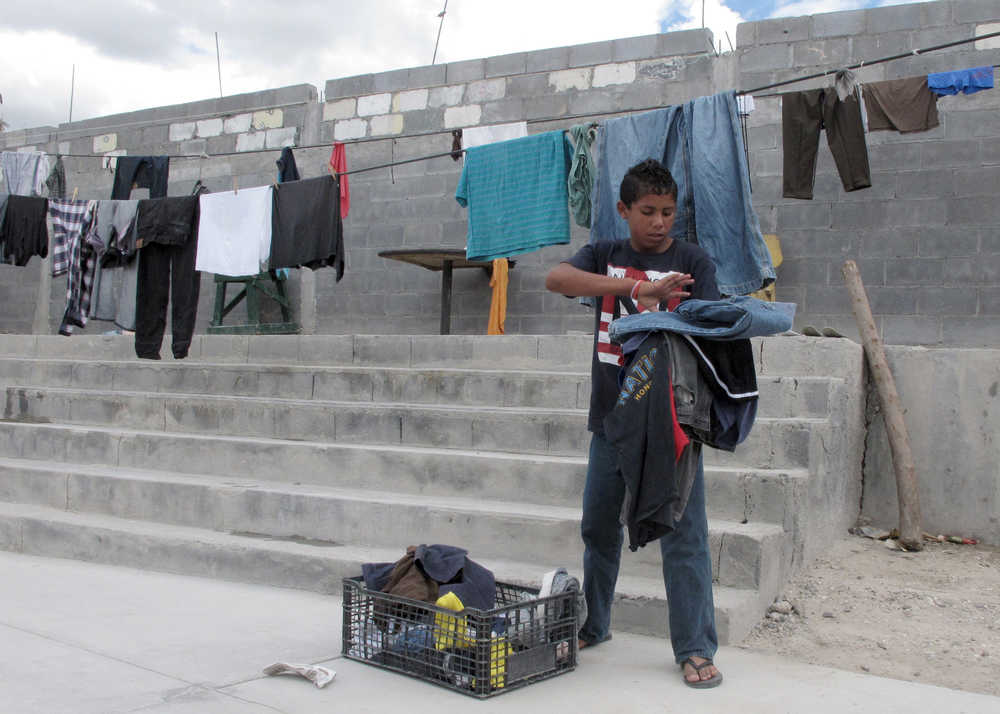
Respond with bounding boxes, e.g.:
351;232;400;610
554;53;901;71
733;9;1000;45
680;656;723;688
577;632;612;650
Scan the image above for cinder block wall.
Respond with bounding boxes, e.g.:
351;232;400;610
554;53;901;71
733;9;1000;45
314;28;716;335
0;85;320;335
1;0;998;344
738;0;1000;345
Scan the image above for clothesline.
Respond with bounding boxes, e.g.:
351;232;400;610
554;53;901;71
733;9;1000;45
11;31;998;180
739;30;1000;95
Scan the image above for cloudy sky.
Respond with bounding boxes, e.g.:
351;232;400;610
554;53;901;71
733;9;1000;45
1;0;907;131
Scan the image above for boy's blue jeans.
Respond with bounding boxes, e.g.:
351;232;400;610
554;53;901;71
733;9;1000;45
578;432;718;663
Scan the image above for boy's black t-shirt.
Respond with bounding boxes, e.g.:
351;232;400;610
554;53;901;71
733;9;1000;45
565;238;720;434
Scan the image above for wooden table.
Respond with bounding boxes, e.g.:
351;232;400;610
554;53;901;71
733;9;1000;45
378;249;513;335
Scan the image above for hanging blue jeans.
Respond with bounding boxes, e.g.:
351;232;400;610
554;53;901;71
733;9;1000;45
590;106;693;245
609;296;796;342
579;432;717;663
687;92;775;296
590;91;775;296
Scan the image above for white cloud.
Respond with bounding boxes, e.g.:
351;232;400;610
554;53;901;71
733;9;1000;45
437;1;669;62
2;0;680;131
2;0;913;132
661;0;747;53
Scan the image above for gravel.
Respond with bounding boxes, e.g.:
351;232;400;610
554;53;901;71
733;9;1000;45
738;535;1000;697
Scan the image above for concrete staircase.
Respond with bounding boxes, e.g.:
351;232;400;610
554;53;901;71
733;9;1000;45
0;333;866;644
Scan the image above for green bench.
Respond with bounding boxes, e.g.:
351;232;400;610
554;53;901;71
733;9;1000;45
208;269;300;335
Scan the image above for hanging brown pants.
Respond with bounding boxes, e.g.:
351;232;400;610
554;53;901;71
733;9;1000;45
782;88;871;200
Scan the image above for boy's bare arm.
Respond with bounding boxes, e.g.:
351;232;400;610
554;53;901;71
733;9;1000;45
545;263;635;297
545;263;694;306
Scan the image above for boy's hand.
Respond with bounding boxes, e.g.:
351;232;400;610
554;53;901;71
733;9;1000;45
636;272;694;310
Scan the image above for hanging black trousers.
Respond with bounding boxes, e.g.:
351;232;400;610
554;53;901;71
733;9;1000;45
135;237;200;359
134;197;200;360
782;88;871;199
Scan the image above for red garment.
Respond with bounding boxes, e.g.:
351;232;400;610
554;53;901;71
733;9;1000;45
667;373;690;461
328;143;351;218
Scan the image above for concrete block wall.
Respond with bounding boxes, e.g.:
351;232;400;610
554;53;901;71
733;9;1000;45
738;0;1000;346
0;30;716;337
1;0;997;344
313;28;715;335
0;85;318;335
862;346;1000;544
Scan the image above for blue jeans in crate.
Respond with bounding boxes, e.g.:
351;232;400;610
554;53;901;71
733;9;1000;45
578;432;717;663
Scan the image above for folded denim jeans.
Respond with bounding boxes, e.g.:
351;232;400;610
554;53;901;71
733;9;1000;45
609;296;795;342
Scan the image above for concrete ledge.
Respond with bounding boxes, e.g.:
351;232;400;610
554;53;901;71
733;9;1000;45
52;85;317;135
0;334;868;377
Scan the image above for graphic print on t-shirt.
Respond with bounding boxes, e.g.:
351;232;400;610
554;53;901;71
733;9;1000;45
597;264;681;366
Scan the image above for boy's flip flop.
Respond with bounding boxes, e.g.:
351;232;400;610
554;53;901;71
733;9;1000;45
577;632;612;650
680;657;723;689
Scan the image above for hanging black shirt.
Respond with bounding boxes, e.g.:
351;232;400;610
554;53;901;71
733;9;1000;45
565;238;720;433
111;156;169;199
134;195;199;247
269;175;344;280
0;195;49;266
276;147;301;183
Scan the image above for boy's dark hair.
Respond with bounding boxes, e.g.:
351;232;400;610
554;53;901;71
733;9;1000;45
619;159;678;206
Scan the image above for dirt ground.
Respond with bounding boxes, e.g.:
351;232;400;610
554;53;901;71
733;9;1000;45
738;533;1000;697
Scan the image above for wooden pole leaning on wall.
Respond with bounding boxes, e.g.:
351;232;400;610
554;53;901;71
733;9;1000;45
842;260;923;551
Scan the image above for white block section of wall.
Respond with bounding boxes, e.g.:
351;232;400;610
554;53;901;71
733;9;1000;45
357;94;392;117
592;62;637;87
335;119;367;140
549;68;591;92
393;89;429;113
444;105;482;128
169;122;196;142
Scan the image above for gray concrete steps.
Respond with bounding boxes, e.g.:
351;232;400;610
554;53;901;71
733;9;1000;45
0;499;760;643
0;456;786;590
0;334;863;381
0;422;807;527
0;357;841;418
4;385;830;467
0;334;596;371
0;332;867;644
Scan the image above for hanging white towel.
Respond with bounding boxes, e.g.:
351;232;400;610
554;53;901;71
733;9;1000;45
196;185;273;277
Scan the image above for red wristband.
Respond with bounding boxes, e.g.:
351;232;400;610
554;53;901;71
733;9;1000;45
629;280;643;301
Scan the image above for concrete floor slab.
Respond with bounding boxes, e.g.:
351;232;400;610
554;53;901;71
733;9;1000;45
0;552;996;714
0;553;339;687
0;624;185;714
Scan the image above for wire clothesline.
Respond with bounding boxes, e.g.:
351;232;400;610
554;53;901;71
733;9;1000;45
17;31;1000;179
740;30;1000;96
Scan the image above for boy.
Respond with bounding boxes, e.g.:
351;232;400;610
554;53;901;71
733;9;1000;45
545;159;723;688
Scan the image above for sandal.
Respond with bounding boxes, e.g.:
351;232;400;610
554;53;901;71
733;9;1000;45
680;657;723;689
577;632;612;650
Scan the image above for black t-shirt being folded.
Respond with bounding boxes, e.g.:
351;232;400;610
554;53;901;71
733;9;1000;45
565;238;720;434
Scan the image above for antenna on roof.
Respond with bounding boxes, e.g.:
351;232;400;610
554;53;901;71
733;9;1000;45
69;64;75;123
432;0;449;65
215;32;224;98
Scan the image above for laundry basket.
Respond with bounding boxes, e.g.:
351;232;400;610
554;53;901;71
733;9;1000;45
342;577;578;698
